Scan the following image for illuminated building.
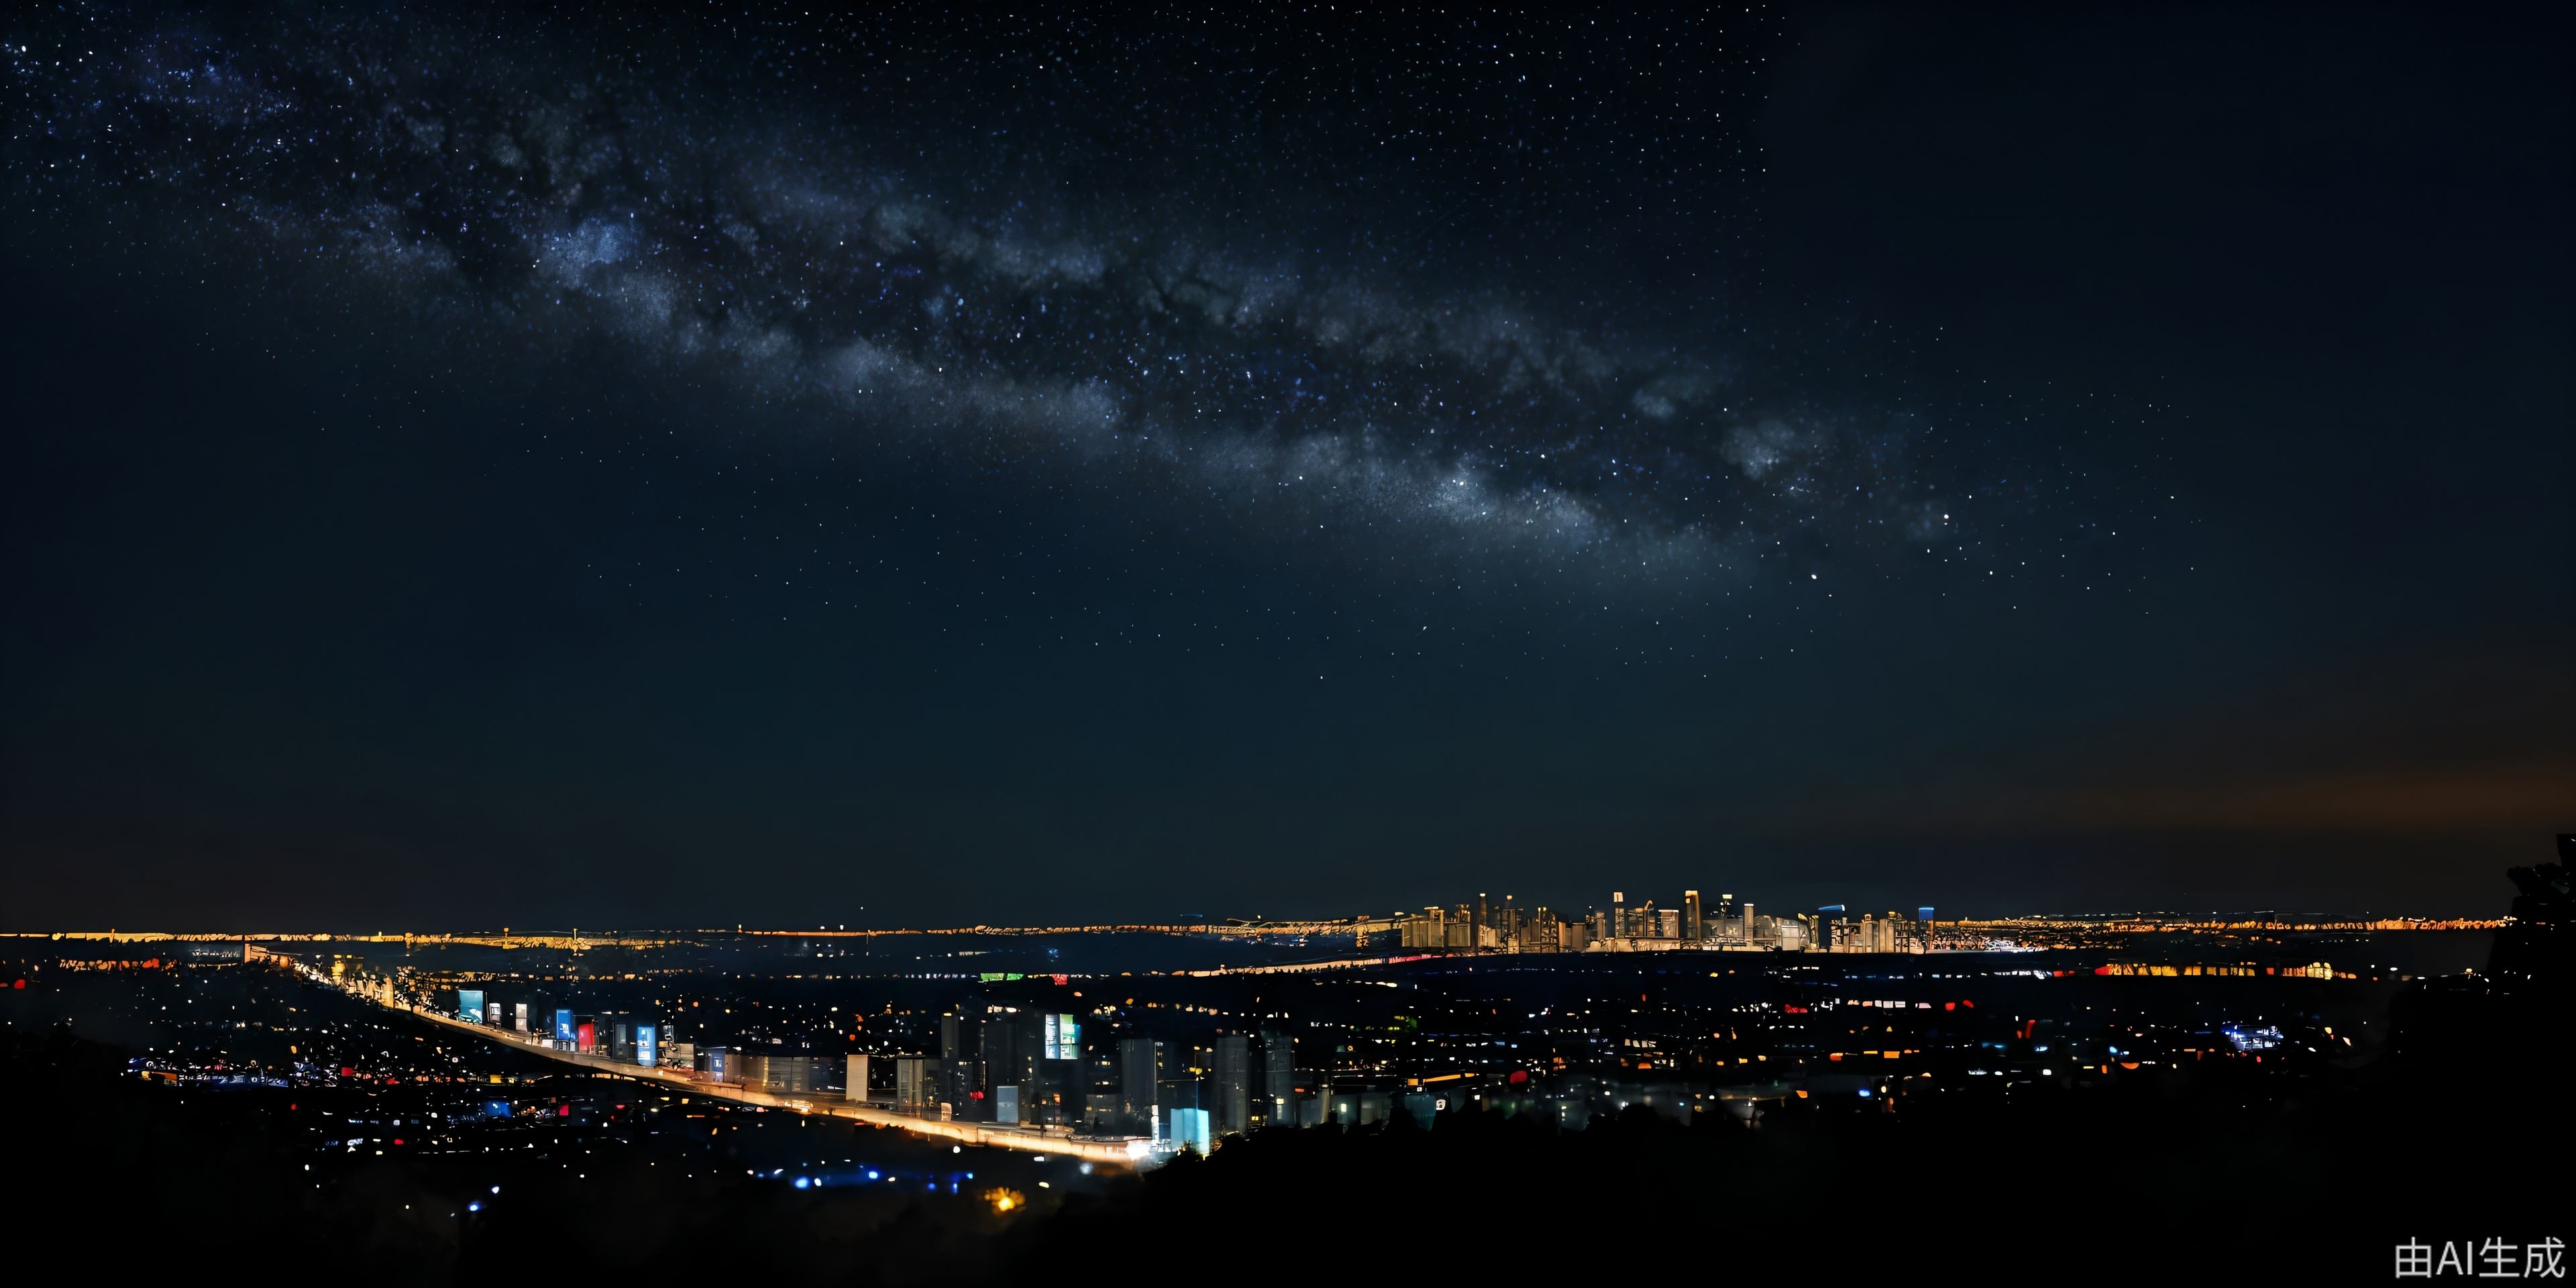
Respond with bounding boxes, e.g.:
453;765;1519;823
1169;1106;1212;1155
1257;1030;1295;1128
1120;1038;1167;1120
895;1055;935;1111
1212;1034;1252;1134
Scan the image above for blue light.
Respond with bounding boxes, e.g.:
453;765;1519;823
794;1177;810;1189
1858;1088;1872;1097
866;1170;879;1180
468;1202;482;1212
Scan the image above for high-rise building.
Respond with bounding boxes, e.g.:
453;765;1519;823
1256;1030;1295;1128
1157;1077;1205;1144
1684;890;1703;943
1120;1038;1166;1120
1016;1018;1048;1092
980;1015;1022;1091
1402;906;1448;950
1611;890;1627;938
1212;1034;1252;1136
1817;905;1847;954
896;1055;935;1111
845;1054;872;1102
1169;1106;1212;1155
943;1059;983;1118
1525;906;1561;954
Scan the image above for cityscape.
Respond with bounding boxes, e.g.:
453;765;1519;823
5;0;2569;1281
5;846;2567;1277
12;857;2559;1146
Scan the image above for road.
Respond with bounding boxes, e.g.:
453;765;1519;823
333;981;1148;1169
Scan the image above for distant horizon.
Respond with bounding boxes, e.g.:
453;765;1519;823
3;906;2516;938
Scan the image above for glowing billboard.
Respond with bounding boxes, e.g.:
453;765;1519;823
555;1009;576;1042
458;989;485;1024
636;1024;658;1068
1043;1013;1080;1061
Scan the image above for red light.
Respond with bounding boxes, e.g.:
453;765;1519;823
2094;965;2114;975
969;1090;984;1099
1508;1069;1529;1085
558;1104;570;1117
1943;1002;1955;1012
340;1067;355;1077
1961;1000;1974;1009
392;1138;404;1146
1051;974;1069;986
10;979;23;989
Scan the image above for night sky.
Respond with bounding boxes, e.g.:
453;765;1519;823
4;3;2567;929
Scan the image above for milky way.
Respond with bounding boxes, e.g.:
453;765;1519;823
6;5;2110;594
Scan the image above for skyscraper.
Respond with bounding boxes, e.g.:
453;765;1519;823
1212;1034;1252;1136
978;1015;1024;1114
896;1055;934;1111
1256;1029;1295;1127
1684;890;1703;943
1119;1037;1166;1121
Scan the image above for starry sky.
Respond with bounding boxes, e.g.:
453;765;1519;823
3;3;2569;929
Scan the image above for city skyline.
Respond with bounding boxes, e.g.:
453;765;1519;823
3;2;2565;1274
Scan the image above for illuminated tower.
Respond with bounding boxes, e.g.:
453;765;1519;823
1684;890;1703;943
